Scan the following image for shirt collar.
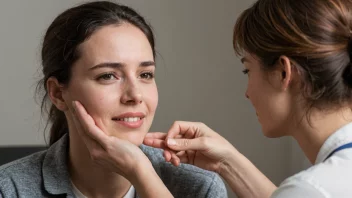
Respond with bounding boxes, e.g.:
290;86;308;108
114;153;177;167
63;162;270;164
42;133;74;197
315;122;352;164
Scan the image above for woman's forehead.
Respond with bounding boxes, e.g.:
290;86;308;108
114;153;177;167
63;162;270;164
76;24;154;69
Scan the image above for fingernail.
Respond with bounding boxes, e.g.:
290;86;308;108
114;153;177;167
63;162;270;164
167;139;177;146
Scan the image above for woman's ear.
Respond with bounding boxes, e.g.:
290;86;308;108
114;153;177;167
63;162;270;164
276;55;292;91
47;77;68;111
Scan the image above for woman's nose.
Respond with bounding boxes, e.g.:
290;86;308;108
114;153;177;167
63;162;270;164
120;82;143;105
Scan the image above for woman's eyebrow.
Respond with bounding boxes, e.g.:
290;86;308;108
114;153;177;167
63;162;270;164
89;61;155;71
140;61;155;67
89;62;124;70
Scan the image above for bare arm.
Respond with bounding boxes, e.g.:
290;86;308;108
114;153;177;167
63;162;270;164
219;149;276;198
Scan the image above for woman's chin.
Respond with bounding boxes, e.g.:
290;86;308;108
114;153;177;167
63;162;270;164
261;126;284;138
109;132;146;146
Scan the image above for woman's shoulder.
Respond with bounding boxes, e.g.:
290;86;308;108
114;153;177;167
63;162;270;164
0;150;47;197
0;150;46;178
140;144;228;198
272;168;329;198
273;158;352;198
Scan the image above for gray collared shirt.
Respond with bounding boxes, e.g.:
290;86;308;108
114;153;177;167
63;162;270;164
0;134;227;198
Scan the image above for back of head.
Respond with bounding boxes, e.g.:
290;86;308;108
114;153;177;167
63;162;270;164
233;0;352;110
36;1;155;145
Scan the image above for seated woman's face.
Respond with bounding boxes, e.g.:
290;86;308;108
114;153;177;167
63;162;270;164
63;23;158;145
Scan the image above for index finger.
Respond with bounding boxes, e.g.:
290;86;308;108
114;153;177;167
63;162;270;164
145;132;183;140
72;101;110;148
166;121;203;140
145;132;168;140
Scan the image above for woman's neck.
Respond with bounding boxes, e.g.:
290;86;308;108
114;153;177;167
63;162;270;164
68;128;131;198
291;107;352;164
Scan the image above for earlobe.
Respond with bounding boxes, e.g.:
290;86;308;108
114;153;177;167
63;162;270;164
47;77;68;111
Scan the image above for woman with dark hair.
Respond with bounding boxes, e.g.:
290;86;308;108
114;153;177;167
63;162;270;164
0;1;227;198
145;0;352;197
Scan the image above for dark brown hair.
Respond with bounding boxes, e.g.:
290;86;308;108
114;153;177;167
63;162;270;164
36;1;155;145
234;0;352;110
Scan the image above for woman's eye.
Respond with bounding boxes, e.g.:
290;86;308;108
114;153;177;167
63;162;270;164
242;69;249;75
97;73;117;81
140;72;154;80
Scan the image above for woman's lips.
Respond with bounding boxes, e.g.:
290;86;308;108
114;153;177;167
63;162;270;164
113;117;144;129
112;112;145;129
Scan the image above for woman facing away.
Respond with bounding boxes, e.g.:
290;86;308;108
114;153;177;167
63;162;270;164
0;1;227;198
144;0;352;197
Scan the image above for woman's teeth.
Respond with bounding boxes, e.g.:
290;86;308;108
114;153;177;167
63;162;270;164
117;117;141;122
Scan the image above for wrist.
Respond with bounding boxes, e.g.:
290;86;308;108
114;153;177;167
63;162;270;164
218;148;242;178
129;161;173;197
128;160;155;185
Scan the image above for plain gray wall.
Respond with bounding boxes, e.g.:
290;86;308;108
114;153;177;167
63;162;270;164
0;1;307;197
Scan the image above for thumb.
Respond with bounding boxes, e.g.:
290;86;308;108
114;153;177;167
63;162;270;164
166;137;208;151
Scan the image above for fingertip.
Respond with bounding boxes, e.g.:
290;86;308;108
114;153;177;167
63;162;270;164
74;101;89;115
143;138;152;145
74;100;81;106
145;133;152;138
171;158;180;167
167;138;177;146
72;101;79;110
164;150;172;162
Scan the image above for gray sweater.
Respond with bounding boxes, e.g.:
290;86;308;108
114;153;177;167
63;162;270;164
0;134;227;198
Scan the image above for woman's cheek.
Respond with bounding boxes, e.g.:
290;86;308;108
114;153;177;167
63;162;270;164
73;86;115;120
146;85;158;109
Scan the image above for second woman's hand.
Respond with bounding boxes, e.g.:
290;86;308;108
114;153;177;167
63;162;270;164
143;121;238;174
70;101;173;198
144;121;277;198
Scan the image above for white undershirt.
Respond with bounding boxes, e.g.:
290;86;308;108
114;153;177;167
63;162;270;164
71;180;135;198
